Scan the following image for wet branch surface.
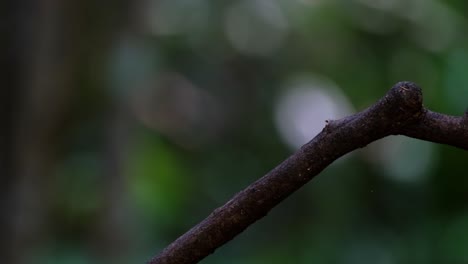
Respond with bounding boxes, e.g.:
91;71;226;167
148;82;468;264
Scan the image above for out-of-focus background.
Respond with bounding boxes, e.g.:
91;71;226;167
2;0;468;263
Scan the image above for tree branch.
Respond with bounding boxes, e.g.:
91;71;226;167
147;82;468;264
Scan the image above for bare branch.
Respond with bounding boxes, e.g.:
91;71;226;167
147;82;467;264
400;110;468;150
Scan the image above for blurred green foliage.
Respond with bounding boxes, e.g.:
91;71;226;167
6;0;468;263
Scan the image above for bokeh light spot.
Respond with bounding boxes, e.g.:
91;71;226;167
366;136;438;183
274;75;353;149
224;0;288;56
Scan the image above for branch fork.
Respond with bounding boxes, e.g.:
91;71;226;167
148;82;467;264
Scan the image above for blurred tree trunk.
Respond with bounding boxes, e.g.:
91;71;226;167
2;1;79;262
1;1;132;263
1;0;30;262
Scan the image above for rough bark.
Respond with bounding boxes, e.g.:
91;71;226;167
148;82;468;264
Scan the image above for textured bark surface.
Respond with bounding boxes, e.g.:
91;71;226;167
148;82;468;264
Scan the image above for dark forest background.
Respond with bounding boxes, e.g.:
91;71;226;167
2;0;468;263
